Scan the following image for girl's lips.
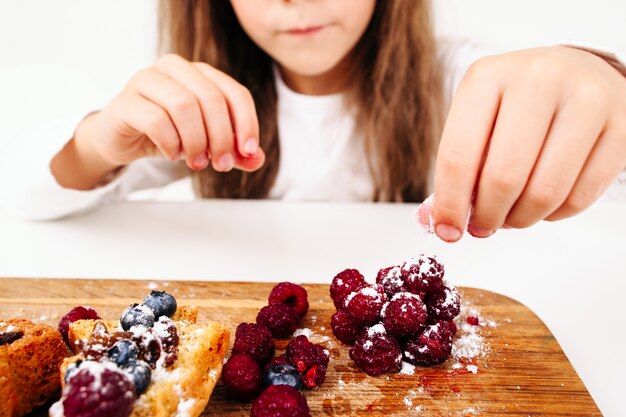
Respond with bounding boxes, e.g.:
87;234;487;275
284;25;326;36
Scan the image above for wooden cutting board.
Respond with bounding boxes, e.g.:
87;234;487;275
0;278;600;417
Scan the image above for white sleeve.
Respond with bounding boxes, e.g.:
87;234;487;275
0;65;189;221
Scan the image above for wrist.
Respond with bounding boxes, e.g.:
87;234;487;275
50;112;123;190
73;112;123;174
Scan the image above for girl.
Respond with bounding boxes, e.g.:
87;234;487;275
2;0;625;243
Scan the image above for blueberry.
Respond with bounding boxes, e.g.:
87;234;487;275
107;340;138;366
124;360;152;395
262;363;303;391
143;291;177;318
63;359;83;383
120;303;155;331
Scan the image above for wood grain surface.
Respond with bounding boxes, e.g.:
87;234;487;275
0;278;600;417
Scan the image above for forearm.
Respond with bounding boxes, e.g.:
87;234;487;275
50;112;123;190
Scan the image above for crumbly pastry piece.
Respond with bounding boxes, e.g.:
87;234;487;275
53;305;229;417
0;319;71;417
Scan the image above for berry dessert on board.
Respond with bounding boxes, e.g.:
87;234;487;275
220;282;326;417
0;267;602;416
48;290;229;417
0;320;70;417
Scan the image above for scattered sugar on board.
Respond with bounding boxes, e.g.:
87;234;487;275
400;361;416;375
293;327;331;344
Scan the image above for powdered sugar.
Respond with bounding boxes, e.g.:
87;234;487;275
293;328;313;338
293;327;331;345
176;397;196;417
400;361;416;375
367;323;387;337
208;369;219;383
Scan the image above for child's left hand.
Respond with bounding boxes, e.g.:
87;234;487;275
429;46;626;242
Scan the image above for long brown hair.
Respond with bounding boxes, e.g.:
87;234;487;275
159;0;442;202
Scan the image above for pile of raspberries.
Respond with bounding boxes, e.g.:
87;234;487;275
222;282;329;417
330;254;461;376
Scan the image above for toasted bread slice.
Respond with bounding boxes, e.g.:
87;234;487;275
0;319;70;417
55;306;229;417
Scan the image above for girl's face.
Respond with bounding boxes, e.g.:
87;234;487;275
230;0;376;85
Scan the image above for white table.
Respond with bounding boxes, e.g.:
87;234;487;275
0;200;623;416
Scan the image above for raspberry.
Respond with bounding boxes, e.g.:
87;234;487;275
425;283;460;321
250;385;311;417
232;323;275;364
349;324;402;376
403;321;455;366
62;362;136;417
329;269;366;309
58;306;101;345
268;282;309;319
222;353;262;401
381;292;428;339
466;316;480;326
376;266;408;297
401;254;445;295
330;309;364;345
257;304;299;339
343;284;387;326
285;335;330;388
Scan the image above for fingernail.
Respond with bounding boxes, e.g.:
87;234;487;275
435;223;462;242
191;154;208;170
217;154;235;171
243;138;258;156
467;224;495;238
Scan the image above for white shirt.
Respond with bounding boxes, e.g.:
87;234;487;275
1;39;624;220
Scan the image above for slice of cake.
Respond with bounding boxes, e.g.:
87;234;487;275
0;319;71;417
49;291;230;417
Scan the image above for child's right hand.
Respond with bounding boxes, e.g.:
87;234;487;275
84;54;265;172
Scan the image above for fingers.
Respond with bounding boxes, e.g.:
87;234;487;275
118;94;181;160
505;89;607;228
433;58;502;242
468;80;557;237
193;62;261;159
546;126;626;221
137;54;263;173
154;55;239;172
132;68;209;170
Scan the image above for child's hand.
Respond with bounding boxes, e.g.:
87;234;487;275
86;54;264;172
431;46;626;242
